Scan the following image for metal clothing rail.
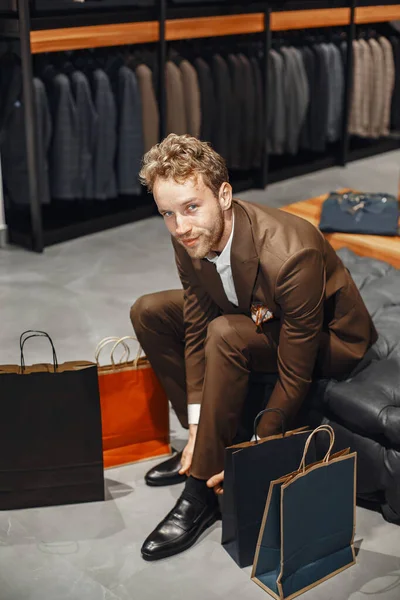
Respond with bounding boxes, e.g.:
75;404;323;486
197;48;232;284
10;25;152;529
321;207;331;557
0;1;399;251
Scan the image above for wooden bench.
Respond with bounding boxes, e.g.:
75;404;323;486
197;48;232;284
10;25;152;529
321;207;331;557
281;191;400;269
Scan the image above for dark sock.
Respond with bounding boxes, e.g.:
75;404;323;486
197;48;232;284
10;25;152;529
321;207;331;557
183;475;218;507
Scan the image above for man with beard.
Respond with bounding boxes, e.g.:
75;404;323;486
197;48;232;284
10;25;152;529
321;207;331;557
130;134;377;561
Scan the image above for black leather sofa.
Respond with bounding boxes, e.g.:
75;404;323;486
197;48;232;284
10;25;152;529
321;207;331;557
305;248;400;525
246;248;400;525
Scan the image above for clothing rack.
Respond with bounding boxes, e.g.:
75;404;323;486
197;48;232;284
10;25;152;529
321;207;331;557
1;1;400;252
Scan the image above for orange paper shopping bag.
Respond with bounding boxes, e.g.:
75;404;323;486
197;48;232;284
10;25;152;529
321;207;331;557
96;336;171;468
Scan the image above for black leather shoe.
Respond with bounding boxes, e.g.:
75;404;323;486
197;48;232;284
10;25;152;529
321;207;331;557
145;450;186;487
141;493;220;561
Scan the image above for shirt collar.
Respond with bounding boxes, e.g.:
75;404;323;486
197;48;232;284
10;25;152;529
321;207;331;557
206;213;235;266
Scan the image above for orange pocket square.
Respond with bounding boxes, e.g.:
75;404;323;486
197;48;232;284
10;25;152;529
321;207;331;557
251;303;274;328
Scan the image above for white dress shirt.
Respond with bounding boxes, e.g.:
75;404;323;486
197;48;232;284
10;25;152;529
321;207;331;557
188;217;237;425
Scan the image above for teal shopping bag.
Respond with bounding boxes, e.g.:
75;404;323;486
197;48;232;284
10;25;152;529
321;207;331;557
252;425;356;600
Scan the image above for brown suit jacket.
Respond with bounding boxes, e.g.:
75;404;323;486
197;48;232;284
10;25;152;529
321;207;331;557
135;64;159;153
166;61;187;136
172;199;378;421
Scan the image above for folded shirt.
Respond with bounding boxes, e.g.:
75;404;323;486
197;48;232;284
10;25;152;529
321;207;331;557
319;191;399;236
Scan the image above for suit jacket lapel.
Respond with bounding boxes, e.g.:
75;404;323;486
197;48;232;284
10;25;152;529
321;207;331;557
193;258;234;314
231;201;260;313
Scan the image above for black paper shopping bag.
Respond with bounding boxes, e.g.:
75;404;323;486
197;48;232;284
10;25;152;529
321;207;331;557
222;409;316;568
0;331;104;510
252;425;356;599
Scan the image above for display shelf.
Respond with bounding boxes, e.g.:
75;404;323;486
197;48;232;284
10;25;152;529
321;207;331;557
347;137;400;162
8;201;158;250
271;8;350;30
28;4;400;53
30;20;159;53
355;4;400;23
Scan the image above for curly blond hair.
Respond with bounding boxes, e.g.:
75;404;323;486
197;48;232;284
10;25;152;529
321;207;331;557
139;134;229;198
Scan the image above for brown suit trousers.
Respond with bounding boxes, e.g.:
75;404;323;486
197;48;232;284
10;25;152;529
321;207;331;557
131;288;351;481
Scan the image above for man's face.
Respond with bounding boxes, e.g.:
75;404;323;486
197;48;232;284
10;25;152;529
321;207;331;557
153;176;226;259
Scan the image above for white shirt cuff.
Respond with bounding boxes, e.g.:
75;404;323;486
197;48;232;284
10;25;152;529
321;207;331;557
188;403;201;425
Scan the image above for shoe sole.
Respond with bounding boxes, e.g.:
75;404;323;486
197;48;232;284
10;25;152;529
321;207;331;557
141;510;221;561
145;476;187;488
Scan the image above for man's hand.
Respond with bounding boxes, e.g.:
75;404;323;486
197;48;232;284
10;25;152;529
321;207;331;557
207;471;224;495
179;424;198;475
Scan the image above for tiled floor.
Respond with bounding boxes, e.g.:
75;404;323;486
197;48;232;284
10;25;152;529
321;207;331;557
1;151;400;599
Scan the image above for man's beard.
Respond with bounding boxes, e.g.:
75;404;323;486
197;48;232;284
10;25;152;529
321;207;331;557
178;210;224;259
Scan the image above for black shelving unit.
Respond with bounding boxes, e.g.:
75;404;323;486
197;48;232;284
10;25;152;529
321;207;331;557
0;0;399;251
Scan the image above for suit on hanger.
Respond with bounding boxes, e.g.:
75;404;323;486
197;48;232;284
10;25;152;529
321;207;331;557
117;65;143;195
227;53;243;170
310;44;329;152
135;63;159;153
180;59;201;139
356;39;372;138
379;36;395;137
290;47;309;155
238;53;256;170
269;49;285;155
33;77;52;206
390;36;400;130
166;60;187;136
0;56;50;208
299;45;315;150
211;54;232;166
348;40;363;137
368;38;385;138
194;57;215;144
71;70;98;199
251;56;264;169
92;68;118;200
50;73;79;200
330;43;345;143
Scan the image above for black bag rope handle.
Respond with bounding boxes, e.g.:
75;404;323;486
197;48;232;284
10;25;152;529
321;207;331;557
253;408;286;444
20;330;58;373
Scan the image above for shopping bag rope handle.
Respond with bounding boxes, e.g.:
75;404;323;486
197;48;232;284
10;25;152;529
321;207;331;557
19;330;58;373
110;336;143;368
253;408;286;443
299;425;335;472
95;337;131;364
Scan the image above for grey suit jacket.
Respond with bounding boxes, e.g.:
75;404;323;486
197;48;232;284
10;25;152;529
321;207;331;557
269;49;285;155
290;47;309;154
238;53;256;170
117;66;143;195
310;44;329;152
299;45;315;150
50;73;79;200
251;56;264;168
71;70;98;199
329;43;345;143
282;47;309;155
227;53;243;170
33;77;52;206
93;68;117;200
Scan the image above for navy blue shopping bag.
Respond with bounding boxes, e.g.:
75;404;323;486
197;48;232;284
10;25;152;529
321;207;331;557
222;408;316;568
252;425;356;600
